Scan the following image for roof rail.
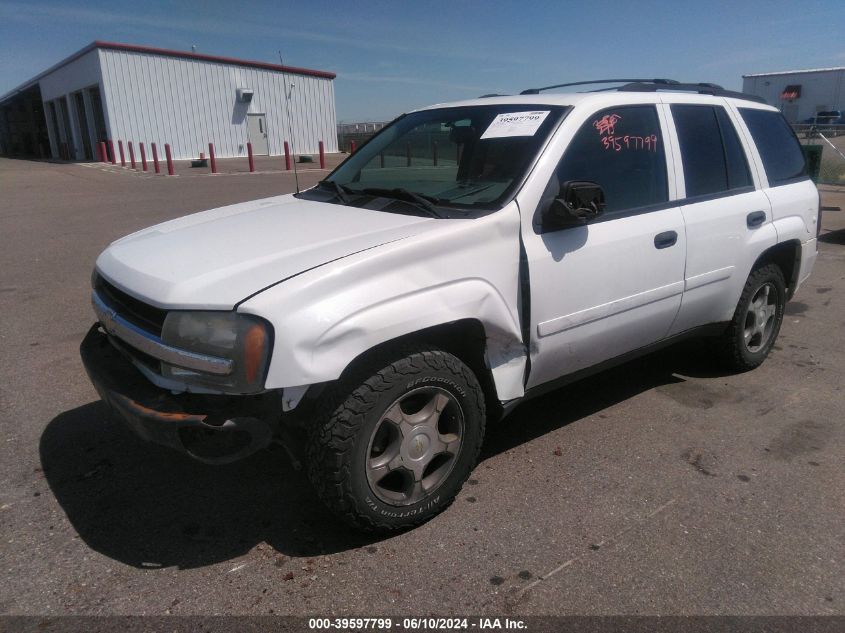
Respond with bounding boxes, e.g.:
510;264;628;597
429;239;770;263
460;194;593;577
518;78;766;104
618;81;767;103
478;93;508;98
520;78;678;95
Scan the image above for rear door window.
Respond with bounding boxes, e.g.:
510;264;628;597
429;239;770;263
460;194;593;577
716;107;753;190
739;108;807;185
671;105;752;198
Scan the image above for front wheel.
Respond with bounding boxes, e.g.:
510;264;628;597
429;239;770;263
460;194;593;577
306;347;486;532
718;263;786;371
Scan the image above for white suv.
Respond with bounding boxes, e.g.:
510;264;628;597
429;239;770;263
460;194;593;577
81;79;820;531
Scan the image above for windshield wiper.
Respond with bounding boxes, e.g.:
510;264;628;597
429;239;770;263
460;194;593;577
357;187;444;218
318;180;353;204
446;183;497;201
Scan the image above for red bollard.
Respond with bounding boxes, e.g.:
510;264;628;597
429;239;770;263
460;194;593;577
95;142;102;162
284;141;291;170
108;140;116;164
247;142;255;172
350;140;357;154
432;141;438;166
406;142;412;167
151;143;160;174
208;143;217;174
319;140;325;169
165;144;174;176
99;141;107;163
140;143;148;171
118;140;125;166
128;142;136;169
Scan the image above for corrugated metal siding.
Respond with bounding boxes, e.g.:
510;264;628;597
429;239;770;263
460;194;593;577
99;49;337;159
742;69;845;122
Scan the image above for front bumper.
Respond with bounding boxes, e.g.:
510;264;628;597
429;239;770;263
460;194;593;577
80;325;277;464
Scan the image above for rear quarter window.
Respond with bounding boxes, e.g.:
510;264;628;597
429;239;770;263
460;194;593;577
739;108;807;185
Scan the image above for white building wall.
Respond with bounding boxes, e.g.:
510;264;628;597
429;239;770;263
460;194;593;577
98;49;337;160
38;49;102;102
742;69;845;122
38;49;103;159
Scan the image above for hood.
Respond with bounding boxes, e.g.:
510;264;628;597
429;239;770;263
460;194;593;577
96;194;434;309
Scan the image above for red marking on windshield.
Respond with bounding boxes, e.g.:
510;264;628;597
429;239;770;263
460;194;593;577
600;134;659;152
593;114;622;136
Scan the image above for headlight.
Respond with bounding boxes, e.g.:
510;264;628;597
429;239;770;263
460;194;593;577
160;311;273;393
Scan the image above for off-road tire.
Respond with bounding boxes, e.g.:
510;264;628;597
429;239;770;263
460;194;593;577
306;346;486;533
718;263;786;371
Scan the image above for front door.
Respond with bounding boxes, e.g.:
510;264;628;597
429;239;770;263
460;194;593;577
521;104;686;390
247;114;269;155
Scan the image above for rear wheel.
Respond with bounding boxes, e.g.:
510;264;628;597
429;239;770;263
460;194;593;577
718;263;786;370
306;347;485;532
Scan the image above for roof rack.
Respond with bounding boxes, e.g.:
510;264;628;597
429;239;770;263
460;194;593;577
518;78;766;103
618;81;766;103
520;79;678;95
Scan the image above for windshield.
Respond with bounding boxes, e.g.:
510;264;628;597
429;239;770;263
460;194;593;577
300;104;567;216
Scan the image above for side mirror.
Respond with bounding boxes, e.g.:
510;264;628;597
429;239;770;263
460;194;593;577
542;180;606;230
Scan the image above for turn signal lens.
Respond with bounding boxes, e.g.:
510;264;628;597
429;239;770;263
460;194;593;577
244;323;268;384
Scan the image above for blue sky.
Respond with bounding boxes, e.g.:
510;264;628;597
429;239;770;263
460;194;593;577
1;0;843;121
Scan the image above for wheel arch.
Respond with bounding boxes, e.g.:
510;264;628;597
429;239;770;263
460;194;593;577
327;318;509;423
751;239;801;299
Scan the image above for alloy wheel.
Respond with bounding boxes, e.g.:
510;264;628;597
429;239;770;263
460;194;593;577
365;387;464;506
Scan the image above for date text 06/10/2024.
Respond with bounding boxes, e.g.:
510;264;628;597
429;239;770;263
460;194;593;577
307;618;528;630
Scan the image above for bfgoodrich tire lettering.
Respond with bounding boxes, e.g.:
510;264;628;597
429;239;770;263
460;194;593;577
306;347;485;532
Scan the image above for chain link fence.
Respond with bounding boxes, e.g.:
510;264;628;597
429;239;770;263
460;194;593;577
792;124;845;185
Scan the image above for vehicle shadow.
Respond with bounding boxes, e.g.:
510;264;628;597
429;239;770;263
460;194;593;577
39;403;378;569
819;228;845;245
482;339;725;457
41;339;724;570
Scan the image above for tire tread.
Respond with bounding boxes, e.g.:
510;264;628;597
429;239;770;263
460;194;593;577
306;345;485;532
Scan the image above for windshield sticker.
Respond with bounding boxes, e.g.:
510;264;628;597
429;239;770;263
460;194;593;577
480;111;550;139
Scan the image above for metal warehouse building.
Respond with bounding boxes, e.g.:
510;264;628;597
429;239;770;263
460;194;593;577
0;41;338;161
742;66;844;123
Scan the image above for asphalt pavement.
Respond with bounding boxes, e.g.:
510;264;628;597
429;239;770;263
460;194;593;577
0;158;843;616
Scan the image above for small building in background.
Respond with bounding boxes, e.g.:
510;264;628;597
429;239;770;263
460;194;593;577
742;67;845;123
0;41;338;161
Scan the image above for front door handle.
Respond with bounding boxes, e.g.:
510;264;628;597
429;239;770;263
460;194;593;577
747;210;767;229
654;230;678;249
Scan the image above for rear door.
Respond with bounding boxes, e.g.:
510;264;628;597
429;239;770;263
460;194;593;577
521;103;687;389
664;100;776;335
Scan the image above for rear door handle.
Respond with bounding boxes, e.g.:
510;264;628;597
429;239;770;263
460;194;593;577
654;230;678;249
747;210;767;229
